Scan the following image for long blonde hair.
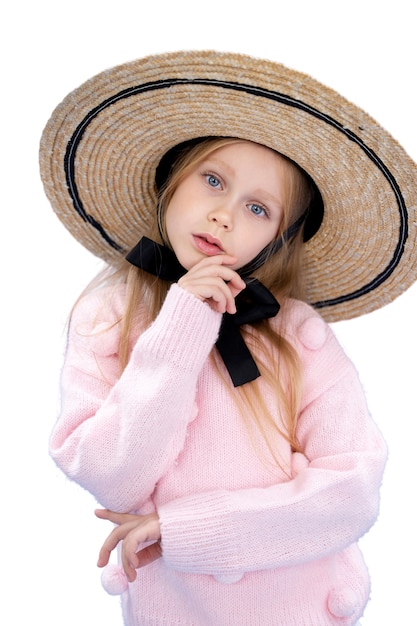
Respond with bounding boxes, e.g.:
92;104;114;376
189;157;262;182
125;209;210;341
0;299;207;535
87;138;314;471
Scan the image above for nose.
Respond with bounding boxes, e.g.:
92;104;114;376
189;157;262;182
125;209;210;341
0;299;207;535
208;204;233;230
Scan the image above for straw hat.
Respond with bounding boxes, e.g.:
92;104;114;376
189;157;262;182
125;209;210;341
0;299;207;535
39;50;417;322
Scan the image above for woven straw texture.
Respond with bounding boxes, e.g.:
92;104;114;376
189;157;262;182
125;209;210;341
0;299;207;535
39;50;417;322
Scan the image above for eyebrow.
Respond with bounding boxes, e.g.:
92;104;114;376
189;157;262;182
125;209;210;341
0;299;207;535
253;188;283;210
203;156;235;176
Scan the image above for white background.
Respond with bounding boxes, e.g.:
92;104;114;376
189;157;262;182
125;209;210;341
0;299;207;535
1;1;416;624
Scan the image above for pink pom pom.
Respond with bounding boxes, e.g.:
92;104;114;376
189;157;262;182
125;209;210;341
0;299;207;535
298;317;327;350
291;452;309;476
101;564;128;595
328;586;359;618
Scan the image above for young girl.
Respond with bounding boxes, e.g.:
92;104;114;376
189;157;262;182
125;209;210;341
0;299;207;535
40;50;417;626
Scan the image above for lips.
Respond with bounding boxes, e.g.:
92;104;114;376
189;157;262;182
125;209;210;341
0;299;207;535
193;233;225;256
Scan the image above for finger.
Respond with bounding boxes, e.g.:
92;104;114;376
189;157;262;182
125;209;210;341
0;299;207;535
228;279;247;299
123;541;162;581
179;271;245;313
226;274;247;296
209;277;246;314
184;260;245;286
183;279;235;314
209;284;237;314
95;509;139;525
187;254;239;270
121;520;161;580
122;552;138;583
97;520;139;567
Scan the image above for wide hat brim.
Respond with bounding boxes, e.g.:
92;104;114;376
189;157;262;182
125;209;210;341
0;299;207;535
39;50;417;322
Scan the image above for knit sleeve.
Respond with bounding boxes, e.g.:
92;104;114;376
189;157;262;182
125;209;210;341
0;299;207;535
49;283;222;511
157;315;387;579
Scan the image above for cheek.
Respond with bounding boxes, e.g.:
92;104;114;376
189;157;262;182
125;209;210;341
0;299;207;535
164;199;179;239
252;224;280;252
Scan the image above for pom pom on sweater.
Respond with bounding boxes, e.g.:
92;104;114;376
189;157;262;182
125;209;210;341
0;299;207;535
297;316;327;350
101;564;128;595
291;452;309;476
327;586;360;618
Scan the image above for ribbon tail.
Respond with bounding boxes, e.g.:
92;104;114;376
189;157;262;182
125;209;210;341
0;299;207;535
215;321;260;387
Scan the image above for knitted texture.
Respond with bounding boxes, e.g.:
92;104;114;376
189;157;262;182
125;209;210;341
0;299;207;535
50;284;387;625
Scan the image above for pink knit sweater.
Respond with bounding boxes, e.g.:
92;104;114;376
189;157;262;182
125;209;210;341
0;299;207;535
50;283;387;626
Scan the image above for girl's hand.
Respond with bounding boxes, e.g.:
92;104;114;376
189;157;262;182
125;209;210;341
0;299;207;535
178;255;246;314
95;509;161;582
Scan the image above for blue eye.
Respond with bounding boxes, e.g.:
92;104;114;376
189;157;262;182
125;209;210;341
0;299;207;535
248;203;266;217
206;174;221;188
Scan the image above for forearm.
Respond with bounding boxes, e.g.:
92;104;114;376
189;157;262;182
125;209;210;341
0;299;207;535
50;284;221;510
158;371;387;577
158;440;386;578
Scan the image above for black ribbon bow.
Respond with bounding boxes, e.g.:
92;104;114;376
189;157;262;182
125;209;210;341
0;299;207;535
126;237;280;387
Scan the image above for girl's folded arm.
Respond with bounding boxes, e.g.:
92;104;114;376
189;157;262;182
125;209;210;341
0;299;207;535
49;284;221;511
157;368;387;577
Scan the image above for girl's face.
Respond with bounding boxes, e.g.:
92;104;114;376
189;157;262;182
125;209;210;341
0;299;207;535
165;141;286;271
